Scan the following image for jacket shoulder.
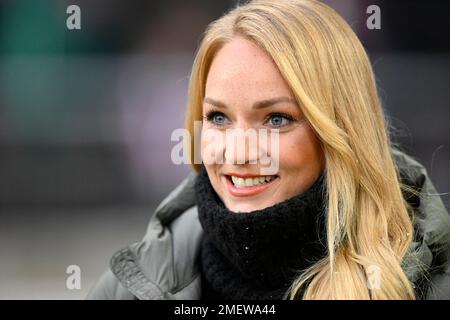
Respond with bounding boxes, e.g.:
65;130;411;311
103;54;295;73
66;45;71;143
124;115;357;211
86;269;136;300
394;149;450;257
392;148;450;299
86;173;202;300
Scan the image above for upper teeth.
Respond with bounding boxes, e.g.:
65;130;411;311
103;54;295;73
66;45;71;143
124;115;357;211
230;175;275;188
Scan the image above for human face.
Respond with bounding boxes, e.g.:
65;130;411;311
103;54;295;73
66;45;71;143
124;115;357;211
201;36;325;213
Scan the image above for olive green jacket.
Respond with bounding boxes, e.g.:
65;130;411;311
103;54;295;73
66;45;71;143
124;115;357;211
86;149;450;300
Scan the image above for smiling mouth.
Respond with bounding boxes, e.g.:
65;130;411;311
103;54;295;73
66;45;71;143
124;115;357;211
226;175;278;188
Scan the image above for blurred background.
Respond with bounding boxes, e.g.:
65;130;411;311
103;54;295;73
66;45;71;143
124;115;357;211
0;0;449;299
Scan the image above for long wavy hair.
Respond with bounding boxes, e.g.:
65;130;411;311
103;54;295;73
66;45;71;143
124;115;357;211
184;0;417;299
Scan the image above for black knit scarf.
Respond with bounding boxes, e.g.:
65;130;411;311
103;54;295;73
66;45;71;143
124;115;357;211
195;167;328;300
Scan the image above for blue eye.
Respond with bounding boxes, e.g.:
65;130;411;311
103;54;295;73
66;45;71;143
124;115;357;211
204;111;296;128
270;116;285;126
205;111;229;126
267;113;295;127
213;114;226;124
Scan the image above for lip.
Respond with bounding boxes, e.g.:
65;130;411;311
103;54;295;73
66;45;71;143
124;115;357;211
224;172;270;178
223;174;279;197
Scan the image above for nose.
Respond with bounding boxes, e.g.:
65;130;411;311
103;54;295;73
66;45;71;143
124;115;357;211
224;126;261;165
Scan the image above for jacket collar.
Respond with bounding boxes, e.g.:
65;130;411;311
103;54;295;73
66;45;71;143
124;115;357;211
110;148;450;299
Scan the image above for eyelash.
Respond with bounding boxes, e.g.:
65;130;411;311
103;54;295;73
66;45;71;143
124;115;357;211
203;110;297;127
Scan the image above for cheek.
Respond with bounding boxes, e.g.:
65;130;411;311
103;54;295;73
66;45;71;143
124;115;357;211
200;130;213;172
200;127;224;167
278;127;323;173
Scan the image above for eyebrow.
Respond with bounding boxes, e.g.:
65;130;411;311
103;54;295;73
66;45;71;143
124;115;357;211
203;96;297;110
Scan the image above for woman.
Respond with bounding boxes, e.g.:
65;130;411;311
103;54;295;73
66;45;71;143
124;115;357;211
87;0;450;299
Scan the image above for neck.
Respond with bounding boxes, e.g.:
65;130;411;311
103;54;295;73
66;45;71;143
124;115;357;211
195;168;328;299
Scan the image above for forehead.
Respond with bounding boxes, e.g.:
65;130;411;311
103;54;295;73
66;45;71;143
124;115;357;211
205;36;292;98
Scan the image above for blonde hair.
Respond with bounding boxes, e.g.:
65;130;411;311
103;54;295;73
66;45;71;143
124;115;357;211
185;0;417;299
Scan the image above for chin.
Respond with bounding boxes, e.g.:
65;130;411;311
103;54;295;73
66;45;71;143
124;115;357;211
226;200;274;213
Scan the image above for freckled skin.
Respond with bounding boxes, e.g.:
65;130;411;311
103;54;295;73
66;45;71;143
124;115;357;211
201;36;325;212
